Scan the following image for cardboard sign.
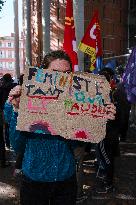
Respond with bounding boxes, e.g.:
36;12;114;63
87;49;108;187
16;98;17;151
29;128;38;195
17;67;111;143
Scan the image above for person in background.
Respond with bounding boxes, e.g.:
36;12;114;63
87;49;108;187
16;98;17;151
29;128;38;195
130;104;136;128
95;68;120;194
74;143;88;203
0;73;14;167
4;50;116;205
3;74;25;177
0;73;14;108
0;106;5;167
114;78;131;141
13;74;24;177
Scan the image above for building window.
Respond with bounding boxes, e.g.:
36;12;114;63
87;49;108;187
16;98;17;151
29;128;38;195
57;0;60;20
0;51;3;58
51;1;55;6
0;62;3;69
32;0;36;11
8;42;12;47
8;50;12;58
32;28;35;35
8;62;13;70
20;51;23;58
57;39;60;49
20;42;23;48
12;51;14;58
57;7;60;20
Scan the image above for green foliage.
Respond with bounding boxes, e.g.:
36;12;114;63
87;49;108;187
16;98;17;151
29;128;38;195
0;0;5;12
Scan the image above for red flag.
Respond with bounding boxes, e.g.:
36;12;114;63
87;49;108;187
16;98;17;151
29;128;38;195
63;0;78;72
78;11;102;71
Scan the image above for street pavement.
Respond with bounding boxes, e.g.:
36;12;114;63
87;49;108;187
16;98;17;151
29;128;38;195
0;149;20;205
81;124;136;205
0;123;136;205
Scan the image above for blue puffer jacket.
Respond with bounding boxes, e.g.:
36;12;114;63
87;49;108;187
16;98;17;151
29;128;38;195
4;102;78;182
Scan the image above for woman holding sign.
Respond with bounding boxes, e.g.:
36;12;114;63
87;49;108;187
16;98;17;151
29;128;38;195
4;50;116;205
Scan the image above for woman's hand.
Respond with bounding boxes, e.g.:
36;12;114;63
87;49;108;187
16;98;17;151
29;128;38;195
105;102;116;120
8;85;22;110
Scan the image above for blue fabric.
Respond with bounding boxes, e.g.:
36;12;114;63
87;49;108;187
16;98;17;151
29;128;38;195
4;102;78;182
3;102;13;124
94;57;103;74
123;47;136;103
105;59;116;71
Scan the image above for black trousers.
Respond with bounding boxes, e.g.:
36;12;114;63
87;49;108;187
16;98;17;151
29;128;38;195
15;152;24;169
0;125;5;166
4;123;10;148
20;174;77;205
96;138;114;184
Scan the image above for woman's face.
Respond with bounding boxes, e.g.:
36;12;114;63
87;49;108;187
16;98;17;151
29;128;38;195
48;59;71;73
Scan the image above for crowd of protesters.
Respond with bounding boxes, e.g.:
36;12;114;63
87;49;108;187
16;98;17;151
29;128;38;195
0;50;134;204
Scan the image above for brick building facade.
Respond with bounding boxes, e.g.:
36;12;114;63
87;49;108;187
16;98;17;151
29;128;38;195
84;0;128;59
0;33;24;77
23;0;129;67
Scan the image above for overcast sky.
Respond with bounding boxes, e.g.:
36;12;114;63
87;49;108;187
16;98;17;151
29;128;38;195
0;0;22;36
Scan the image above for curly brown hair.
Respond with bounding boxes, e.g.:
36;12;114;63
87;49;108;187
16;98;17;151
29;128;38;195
41;50;72;71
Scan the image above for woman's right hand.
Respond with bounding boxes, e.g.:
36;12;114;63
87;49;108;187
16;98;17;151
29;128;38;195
8;85;22;109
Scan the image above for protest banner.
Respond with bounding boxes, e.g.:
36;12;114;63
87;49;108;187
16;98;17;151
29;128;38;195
17;67;111;143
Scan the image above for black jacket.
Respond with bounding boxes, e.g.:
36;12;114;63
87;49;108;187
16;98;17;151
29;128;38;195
106;82;131;140
0;79;14;110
